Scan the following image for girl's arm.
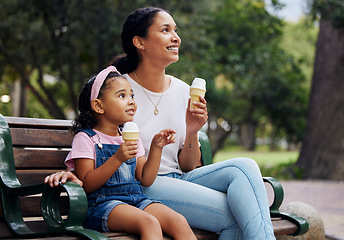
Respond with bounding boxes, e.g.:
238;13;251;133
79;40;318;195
135;129;176;187
74;141;138;193
178;97;208;172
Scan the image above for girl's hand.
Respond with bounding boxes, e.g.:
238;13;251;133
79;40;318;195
116;141;138;162
186;96;208;134
44;170;83;188
152;129;176;148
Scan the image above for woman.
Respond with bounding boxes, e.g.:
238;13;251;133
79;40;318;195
46;7;276;240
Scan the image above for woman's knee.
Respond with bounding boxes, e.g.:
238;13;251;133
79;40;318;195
228;157;259;168
223;157;262;178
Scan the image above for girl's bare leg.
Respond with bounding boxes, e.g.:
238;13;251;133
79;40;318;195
144;203;197;240
107;204;163;240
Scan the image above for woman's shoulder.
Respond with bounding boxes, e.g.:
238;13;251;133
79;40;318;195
167;75;190;94
168;75;190;88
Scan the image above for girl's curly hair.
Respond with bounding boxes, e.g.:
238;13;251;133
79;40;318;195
71;72;122;134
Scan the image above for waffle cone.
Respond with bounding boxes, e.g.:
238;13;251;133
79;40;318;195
122;132;139;141
190;88;206;109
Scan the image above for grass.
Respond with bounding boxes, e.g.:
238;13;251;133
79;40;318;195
213;146;303;179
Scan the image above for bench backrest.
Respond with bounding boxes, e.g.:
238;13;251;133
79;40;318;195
0;116;74;237
3;116;73;186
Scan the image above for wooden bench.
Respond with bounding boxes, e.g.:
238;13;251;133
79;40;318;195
0;114;309;239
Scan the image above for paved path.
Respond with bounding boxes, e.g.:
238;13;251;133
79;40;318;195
275;180;344;240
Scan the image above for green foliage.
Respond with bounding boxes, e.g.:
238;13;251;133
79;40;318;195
0;0;314;153
260;161;304;179
0;0;140;118
279;19;318;83
308;0;344;28
186;0;309;148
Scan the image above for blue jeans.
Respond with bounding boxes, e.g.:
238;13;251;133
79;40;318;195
143;157;276;240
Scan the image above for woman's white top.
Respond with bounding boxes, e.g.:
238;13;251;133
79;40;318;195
124;74;190;175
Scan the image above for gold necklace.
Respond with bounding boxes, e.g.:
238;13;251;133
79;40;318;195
134;71;164;115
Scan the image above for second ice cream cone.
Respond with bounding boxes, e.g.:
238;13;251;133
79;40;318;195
190;88;206;109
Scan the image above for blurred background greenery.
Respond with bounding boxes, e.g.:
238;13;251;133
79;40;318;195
1;0;343;180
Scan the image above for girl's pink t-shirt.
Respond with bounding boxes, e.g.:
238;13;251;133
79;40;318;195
65;129;145;170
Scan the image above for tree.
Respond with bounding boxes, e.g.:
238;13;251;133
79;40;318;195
297;0;344;180
0;0;136;118
0;0;309;156
0;0;215;119
173;0;308;152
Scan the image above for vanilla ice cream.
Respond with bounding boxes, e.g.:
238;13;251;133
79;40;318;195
122;122;140;141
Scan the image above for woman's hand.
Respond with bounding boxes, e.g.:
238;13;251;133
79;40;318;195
186;96;208;134
44;170;83;188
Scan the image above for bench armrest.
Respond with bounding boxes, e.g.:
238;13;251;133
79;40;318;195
263;176;284;212
1;180;108;239
41;181;110;239
263;177;309;236
199;131;213;166
41;181;88;232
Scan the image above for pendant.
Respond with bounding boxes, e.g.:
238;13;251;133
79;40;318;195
154;107;159;115
97;143;103;149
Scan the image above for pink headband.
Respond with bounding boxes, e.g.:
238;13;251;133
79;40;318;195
90;66;120;103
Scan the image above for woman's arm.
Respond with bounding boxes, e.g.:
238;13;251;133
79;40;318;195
136;129;175;187
178;97;208;172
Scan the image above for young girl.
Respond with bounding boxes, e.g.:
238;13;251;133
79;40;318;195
65;66;196;240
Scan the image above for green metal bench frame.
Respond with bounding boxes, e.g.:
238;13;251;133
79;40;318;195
0;113;109;239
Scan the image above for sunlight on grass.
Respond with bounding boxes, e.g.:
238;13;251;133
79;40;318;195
214;150;299;166
213;148;302;179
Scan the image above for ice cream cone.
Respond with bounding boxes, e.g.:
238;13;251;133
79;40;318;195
190;78;206;109
122;122;140;142
122;132;140;141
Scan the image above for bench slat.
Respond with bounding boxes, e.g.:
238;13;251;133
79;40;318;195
14;149;69;169
10;128;73;147
17;170;62;185
19;196;69;217
4;116;72;129
272;218;298;235
0;218;290;239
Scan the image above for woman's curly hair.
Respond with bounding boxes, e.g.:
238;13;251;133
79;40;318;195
111;7;167;73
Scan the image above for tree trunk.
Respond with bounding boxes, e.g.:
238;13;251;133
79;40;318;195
240;120;257;151
11;80;26;117
296;18;344;180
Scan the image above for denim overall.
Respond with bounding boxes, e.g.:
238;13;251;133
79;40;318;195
81;128;158;232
